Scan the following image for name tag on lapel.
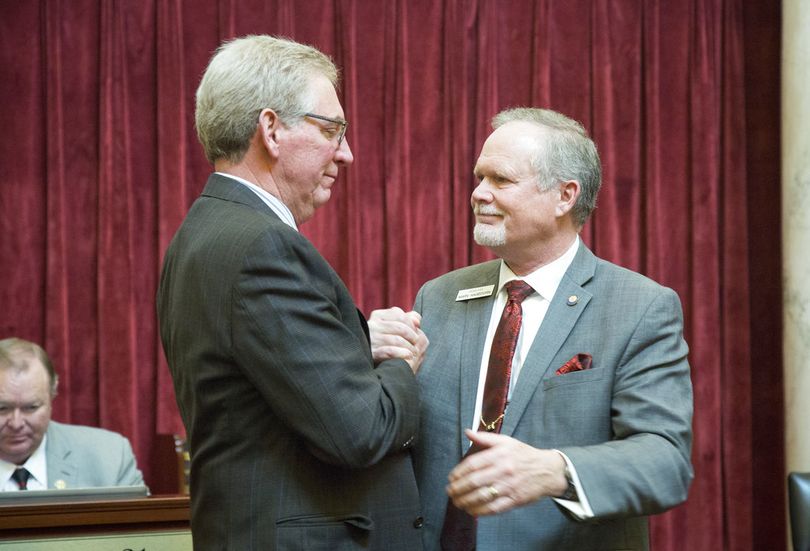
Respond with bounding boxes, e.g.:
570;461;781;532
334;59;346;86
456;285;495;301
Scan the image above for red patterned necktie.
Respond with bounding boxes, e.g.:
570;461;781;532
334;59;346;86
11;467;31;490
440;279;535;551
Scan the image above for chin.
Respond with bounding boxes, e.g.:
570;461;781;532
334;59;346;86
313;190;332;209
3;449;33;464
474;224;507;248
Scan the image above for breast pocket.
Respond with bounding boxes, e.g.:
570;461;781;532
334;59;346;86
539;368;612;445
542;366;606;391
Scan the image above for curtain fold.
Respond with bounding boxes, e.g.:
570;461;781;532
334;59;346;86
43;0;102;424
155;0;188;437
0;1;782;548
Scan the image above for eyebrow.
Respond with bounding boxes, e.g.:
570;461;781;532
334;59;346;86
474;166;519;179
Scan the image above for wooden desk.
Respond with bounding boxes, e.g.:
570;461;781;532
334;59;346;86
0;494;191;550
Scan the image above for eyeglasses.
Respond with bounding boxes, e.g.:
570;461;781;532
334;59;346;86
303;113;348;146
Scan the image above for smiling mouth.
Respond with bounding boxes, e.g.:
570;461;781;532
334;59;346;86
473;204;503;216
475;213;503;222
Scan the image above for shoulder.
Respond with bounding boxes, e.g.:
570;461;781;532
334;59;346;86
174;175;297;249
48;421;132;447
168;185;316;275
585;255;684;322
593;257;669;291
418;260;500;294
596;256;677;294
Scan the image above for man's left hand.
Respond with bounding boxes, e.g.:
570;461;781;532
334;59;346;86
368;307;428;372
445;429;568;516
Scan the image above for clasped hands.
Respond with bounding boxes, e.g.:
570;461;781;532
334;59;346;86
369;307;429;373
369;309;568;517
445;429;569;516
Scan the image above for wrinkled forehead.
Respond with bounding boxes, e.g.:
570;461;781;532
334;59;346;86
475;123;544;176
0;357;52;389
306;74;345;118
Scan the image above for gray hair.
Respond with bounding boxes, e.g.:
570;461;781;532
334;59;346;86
492;108;602;227
195;35;339;164
0;338;59;397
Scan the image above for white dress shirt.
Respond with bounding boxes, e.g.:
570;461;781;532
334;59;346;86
215;172;298;230
0;435;48;491
470;236;594;518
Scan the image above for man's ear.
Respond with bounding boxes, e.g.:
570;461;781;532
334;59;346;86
257;108;282;159
556;180;580;217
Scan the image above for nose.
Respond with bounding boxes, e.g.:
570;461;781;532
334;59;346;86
7;409;24;430
471;180;493;206
335;138;354;166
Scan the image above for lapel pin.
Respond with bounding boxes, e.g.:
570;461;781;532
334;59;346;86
567;295;578;306
54;479;66;489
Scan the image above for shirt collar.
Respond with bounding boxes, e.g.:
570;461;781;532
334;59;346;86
0;434;48;489
498;235;580;301
214;172;298;230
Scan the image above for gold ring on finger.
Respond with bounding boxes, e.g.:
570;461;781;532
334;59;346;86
487;485;499;500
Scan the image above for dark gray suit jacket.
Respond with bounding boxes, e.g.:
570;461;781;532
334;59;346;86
46;421;144;488
413;244;693;551
157;174;423;550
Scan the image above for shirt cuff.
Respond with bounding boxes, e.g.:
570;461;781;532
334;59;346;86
552;450;595;519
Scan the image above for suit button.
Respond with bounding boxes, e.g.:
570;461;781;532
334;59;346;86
413;516;424;529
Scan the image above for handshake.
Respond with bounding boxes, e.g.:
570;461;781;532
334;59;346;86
368;307;429;373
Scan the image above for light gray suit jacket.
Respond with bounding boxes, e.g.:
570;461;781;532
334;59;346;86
45;421;144;488
413;243;693;551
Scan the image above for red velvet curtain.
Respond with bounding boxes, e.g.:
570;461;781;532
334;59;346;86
0;1;782;549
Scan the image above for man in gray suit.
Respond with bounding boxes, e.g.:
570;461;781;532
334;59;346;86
157;35;428;550
0;338;144;491
413;108;693;550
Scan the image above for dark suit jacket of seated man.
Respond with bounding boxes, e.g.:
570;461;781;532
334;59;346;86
412;108;693;551
0;337;144;491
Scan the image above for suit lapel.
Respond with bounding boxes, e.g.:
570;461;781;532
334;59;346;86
501;243;597;436
45;422;77;489
457;263;500;451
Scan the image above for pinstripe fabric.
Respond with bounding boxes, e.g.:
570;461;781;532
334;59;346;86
158;174;424;550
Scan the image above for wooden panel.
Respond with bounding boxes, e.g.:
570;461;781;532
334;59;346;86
0;495;190;540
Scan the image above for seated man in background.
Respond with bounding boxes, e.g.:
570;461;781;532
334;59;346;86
0;338;144;491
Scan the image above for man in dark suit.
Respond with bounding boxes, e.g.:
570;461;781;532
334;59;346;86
412;108;693;550
157;35;428;550
0;338;144;491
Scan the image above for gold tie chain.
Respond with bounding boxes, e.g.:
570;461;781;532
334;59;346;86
480;413;504;432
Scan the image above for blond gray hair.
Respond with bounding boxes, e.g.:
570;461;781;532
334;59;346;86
492;108;601;227
195;35;339;164
0;338;59;396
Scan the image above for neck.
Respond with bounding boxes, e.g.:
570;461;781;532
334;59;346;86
499;233;577;276
216;157;269;188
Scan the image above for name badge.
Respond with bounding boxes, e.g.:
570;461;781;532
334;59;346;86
456;285;495;301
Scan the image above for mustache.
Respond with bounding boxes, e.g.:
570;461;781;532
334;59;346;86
473;205;504;217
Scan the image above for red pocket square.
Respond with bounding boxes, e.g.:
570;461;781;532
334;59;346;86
555;353;593;375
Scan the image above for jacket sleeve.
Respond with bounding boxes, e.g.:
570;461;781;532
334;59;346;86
114;434;146;487
231;229;420;469
559;288;694;518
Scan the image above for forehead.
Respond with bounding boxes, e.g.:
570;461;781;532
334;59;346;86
0;361;51;401
475;121;544;175
308;74;344;118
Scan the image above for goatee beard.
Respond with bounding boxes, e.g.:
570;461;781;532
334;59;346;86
473;223;506;247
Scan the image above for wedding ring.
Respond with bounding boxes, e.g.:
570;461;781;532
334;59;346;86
486;485;499;500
